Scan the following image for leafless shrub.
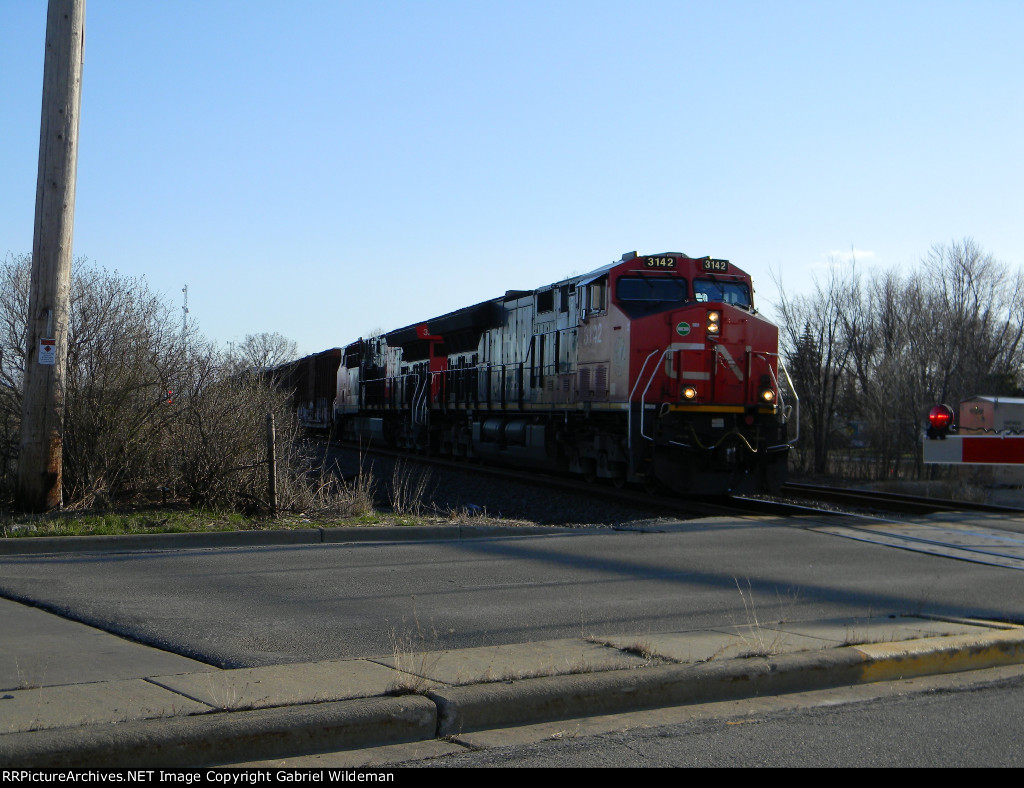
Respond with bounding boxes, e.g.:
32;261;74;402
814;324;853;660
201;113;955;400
1;254;348;514
276;445;376;517
164;348;291;511
388;458;433;516
61;264;188;505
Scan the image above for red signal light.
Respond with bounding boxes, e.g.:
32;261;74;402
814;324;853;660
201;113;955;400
927;404;954;439
928;405;953;429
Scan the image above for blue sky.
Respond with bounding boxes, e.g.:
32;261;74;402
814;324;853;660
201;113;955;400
2;1;1021;356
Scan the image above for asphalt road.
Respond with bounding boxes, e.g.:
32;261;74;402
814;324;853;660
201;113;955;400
1;516;1022;668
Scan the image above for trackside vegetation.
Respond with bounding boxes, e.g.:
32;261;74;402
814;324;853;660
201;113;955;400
0;253;380;524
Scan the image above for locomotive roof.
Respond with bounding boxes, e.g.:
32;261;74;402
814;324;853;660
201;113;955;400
381;252;742;346
384;297;505;347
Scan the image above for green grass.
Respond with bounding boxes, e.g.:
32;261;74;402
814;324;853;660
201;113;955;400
3;508;283;538
0;506;533;539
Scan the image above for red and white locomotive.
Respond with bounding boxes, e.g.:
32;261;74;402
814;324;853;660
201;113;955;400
292;251;795;495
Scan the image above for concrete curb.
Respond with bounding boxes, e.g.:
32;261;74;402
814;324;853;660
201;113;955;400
429;649;867;736
0;695;437;769
430;628;1024;736
5;629;1024;767
0;524;573;556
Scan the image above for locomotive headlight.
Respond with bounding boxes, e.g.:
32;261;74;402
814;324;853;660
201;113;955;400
682;386;698;401
760;388;775;403
706;310;721;335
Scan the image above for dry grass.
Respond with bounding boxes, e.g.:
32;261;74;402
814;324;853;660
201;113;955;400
731;577;788;659
385;598;442;696
387;459;434;516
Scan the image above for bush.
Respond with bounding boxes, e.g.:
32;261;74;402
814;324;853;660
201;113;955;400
2;254;345;515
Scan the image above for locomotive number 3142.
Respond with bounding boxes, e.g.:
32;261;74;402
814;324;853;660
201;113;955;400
645;257;675;269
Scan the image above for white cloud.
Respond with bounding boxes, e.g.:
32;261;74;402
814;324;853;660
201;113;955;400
807;247;878;270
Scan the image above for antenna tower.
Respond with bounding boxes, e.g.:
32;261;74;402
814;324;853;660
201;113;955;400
182;285;189;337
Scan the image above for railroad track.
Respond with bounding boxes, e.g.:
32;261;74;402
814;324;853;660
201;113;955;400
325;440;847;521
326;440;1024;570
777;482;1024;516
328;439;1024;519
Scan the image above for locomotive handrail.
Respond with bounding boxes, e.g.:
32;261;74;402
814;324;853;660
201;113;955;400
777;356;799;446
421;362;533;413
751;351;799;448
450;362;505;410
360;371;423;413
627;349;662;455
411;372;429;427
641;347;693;447
425;370;444;413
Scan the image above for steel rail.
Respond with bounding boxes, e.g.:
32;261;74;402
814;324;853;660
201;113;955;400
779;482;1024;516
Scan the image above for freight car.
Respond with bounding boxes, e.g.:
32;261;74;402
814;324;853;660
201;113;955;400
271;347;342;431
292;251;796;495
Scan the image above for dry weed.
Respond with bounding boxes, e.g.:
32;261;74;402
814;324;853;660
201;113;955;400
388;460;433;516
386;597;442;696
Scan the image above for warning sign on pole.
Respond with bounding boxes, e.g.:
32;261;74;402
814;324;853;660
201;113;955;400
38;338;56;366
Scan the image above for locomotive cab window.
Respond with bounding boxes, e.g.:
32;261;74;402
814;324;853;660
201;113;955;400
693;278;751;308
615;275;688;316
583;276;607;316
616;276;688;303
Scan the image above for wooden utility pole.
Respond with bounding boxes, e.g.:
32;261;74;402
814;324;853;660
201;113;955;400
18;0;86;512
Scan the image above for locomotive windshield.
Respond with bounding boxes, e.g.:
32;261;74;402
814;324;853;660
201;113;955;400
616;276;688;303
694;278;751;308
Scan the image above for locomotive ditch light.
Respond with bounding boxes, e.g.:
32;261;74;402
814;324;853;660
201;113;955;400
759;388;775;403
682;386;698;401
927;404;955;439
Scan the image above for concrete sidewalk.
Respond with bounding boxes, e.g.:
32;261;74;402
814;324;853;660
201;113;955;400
3;596;1024;768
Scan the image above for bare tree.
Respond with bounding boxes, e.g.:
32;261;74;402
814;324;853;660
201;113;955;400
774;261;860;475
919;239;1024;405
234;332;298;371
778;239;1024;482
0;254;31;486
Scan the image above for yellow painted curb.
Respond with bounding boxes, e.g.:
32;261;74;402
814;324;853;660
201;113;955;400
855;629;1024;683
